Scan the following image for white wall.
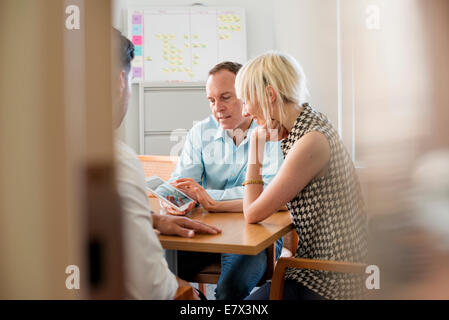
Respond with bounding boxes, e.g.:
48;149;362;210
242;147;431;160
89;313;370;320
273;0;339;127
112;0;339;152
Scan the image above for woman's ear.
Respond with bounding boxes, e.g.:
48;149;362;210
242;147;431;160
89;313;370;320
266;85;277;104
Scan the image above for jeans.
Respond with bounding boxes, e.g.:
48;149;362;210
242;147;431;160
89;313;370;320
178;238;283;300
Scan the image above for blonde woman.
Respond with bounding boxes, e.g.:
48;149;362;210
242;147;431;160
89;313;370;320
236;52;367;300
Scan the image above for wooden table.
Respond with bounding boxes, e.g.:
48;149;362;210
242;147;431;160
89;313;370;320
150;198;293;256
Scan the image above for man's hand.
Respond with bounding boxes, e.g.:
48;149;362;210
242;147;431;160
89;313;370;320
173;178;218;212
160;198;196;216
152;213;221;238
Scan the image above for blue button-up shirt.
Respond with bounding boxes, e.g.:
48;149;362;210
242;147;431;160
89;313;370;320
170;115;284;201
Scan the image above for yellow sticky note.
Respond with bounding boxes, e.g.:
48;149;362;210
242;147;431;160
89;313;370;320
184;43;190;48
133;56;143;64
188;72;195;78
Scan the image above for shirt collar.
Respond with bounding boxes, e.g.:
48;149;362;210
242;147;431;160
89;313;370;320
213;118;257;143
212;117;227;141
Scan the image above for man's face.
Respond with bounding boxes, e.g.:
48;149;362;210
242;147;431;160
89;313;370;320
206;70;249;130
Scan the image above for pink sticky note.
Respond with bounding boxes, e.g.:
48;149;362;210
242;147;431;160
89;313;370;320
132;35;142;45
133;67;142;78
132;14;142;24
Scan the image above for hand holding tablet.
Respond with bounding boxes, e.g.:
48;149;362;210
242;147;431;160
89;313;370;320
145;176;196;215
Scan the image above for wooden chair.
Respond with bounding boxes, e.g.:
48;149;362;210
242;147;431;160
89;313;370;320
137;155;179;198
269;257;367;299
174;281;199;300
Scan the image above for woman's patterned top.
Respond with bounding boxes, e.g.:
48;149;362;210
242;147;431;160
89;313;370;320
280;103;367;300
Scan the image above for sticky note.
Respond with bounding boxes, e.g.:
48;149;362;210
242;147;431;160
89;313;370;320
132;36;142;45
132;14;142;24
134;46;142;56
133;67;142;78
132;24;142;35
133;56;143;64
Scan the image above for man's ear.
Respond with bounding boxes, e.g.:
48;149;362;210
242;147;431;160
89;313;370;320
266;85;277;104
118;70;127;97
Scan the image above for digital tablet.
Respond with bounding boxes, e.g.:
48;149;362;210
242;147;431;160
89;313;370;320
145;175;195;212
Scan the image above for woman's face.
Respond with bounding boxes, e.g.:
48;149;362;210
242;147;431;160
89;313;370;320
242;99;267;126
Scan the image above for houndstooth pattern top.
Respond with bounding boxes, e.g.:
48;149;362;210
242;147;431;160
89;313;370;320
280;103;367;300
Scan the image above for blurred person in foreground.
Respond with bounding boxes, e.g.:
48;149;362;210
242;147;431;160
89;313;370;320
112;29;221;299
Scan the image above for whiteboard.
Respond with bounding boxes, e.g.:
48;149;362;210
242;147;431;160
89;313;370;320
127;7;247;83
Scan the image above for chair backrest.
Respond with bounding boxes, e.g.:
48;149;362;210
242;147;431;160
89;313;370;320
137;155;179;198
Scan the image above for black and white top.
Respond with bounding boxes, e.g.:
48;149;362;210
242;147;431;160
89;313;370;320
280;104;367;300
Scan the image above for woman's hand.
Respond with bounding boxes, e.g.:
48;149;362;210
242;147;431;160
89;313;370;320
173;178;218;212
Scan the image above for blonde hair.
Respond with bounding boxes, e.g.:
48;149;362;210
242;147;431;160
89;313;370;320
235;51;309;127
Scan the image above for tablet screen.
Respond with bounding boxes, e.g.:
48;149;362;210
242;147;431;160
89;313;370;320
145;176;194;210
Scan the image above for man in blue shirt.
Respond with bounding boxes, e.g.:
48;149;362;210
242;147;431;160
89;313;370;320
162;62;284;300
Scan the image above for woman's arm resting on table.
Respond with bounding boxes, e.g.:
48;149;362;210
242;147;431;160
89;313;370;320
244;131;330;223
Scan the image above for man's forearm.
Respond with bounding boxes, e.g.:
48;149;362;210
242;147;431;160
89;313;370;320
208;199;243;212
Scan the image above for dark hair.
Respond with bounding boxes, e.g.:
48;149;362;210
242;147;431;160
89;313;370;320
208;61;242;76
113;28;135;74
